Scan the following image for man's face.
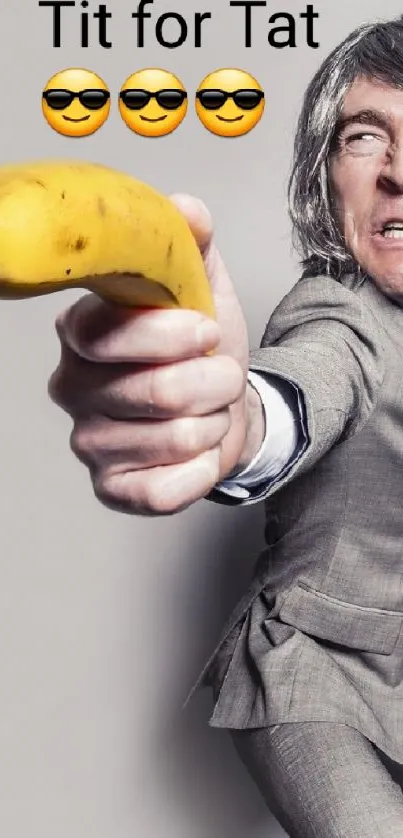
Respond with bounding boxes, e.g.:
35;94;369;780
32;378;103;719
329;76;403;302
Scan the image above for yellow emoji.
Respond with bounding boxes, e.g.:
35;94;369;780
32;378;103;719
42;68;110;138
119;68;188;137
195;68;265;137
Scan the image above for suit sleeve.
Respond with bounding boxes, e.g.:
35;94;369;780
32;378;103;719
204;274;386;507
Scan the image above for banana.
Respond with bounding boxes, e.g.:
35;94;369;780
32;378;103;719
0;159;216;320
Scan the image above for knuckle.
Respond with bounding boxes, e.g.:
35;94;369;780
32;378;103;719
55;296;100;359
48;343;81;413
69;424;94;462
47;368;69;411
47;369;61;403
140;470;186;515
93;471;164;517
92;474;118;507
141;477;169;514
54;310;68;344
92;472;131;512
144;486;178;516
92;481;129;515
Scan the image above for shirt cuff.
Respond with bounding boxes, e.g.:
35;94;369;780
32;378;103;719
214;369;307;499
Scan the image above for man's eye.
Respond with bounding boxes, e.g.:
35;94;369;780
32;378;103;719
345;131;385;144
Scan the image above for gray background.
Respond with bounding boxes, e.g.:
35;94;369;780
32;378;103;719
0;1;400;835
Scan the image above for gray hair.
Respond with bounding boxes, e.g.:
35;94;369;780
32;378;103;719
288;15;403;278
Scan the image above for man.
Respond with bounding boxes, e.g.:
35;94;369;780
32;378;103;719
48;14;403;837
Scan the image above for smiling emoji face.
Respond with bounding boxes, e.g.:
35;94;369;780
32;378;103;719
196;69;265;138
119;69;188;137
42;68;110;138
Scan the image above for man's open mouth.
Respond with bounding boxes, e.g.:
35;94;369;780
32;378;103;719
62;115;90;122
140;115;167;122
216;115;244;122
378;221;403;239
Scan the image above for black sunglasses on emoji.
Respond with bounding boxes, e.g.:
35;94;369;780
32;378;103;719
119;89;188;111
42;89;110;111
196;88;264;111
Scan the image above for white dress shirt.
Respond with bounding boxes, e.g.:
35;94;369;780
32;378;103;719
215;370;304;500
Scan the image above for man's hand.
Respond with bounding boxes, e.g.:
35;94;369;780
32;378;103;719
48;195;253;516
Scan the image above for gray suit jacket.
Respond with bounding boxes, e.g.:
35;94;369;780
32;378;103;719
183;268;403;766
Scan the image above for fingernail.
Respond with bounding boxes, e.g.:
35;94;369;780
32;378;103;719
196;320;220;348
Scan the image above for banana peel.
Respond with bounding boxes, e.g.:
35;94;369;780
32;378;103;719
0;160;216;328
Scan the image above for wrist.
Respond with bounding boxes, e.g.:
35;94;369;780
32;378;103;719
225;382;266;480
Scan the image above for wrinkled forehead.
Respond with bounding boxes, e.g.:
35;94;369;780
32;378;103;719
338;75;403;127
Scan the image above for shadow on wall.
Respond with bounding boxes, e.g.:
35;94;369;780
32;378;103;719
137;499;287;838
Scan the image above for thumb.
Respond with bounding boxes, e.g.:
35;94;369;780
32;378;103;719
169;192;250;381
169;191;237;303
168;193;214;255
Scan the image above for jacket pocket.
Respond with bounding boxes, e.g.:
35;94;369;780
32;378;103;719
276;580;403;655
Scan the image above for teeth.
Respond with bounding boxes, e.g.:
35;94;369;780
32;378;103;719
383;229;403;238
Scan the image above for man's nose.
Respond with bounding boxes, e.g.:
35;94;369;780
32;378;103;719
379;145;403;192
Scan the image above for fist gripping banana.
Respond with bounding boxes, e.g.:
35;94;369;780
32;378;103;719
0;159;216;319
